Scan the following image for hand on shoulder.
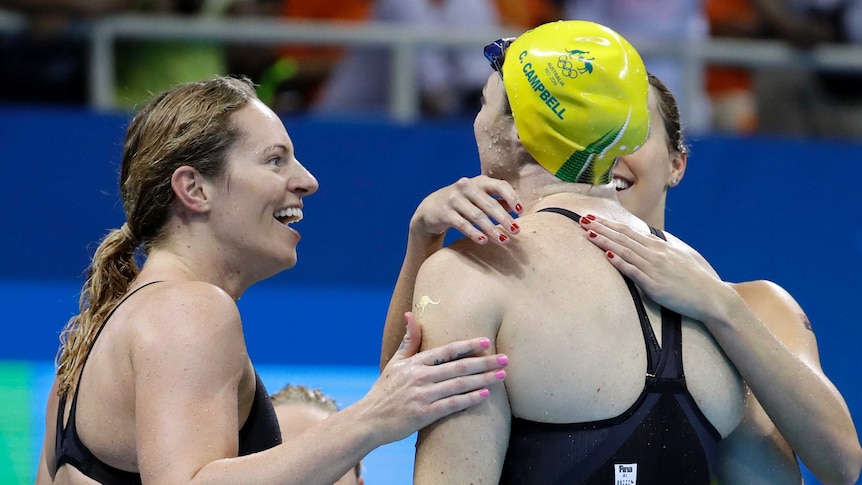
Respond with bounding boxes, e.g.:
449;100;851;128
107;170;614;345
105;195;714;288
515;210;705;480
410;175;522;246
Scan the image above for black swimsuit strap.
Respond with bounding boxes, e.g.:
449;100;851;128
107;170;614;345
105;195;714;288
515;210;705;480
66;281;164;409
56;281;164;483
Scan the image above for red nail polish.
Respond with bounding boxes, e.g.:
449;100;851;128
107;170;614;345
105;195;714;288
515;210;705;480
589;231;598;238
499;234;508;242
580;217;591;224
477;235;487;242
586;214;596;220
510;223;520;232
606;251;615;259
515;203;523;213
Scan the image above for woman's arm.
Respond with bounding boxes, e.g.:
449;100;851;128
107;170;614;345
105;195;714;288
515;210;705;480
411;247;511;484
34;378;60;485
580;216;862;484
381;176;521;370
132;281;509;485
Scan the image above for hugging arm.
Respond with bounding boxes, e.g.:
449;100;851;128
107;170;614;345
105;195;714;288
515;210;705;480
581;216;862;484
380;176;521;370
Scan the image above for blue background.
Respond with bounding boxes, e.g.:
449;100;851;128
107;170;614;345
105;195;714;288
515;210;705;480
1;106;860;483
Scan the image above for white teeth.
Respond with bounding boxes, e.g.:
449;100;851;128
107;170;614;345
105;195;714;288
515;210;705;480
274;207;303;224
613;177;631;191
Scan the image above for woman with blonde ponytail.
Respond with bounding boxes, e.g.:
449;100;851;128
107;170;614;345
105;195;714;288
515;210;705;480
35;75;509;485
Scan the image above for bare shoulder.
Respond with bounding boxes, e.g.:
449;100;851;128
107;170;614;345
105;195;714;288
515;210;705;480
127;281;247;370
420;234;525;281
732;279;818;361
732;280;807;328
414;240;512;348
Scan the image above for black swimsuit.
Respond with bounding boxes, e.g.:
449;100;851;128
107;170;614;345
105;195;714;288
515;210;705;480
499;208;721;485
54;282;282;484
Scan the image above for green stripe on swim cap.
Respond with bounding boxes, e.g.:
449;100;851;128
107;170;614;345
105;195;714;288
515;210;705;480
557;125;624;184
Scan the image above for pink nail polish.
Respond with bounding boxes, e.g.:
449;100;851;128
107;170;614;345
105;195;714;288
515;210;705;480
497;355;509;366
495;370;507;380
479;338;491;348
479;389;490;397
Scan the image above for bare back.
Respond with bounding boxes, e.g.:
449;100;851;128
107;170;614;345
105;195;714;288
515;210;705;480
495;207;745;431
413;198;746;482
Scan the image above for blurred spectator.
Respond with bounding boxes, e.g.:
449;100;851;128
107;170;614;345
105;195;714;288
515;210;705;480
270;384;365;485
114;0;231;110
561;0;713;132
706;0;836;135
0;0;133;105
753;0;862;138
705;0;761;134
0;0;232;110
227;0;373;114
312;0;502;118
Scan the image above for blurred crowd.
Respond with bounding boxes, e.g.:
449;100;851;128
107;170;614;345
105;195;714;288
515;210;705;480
2;0;862;139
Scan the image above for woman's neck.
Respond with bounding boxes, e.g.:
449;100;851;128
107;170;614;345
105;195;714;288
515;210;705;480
510;166;620;214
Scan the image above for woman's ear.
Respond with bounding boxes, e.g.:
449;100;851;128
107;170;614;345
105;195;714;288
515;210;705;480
669;150;688;187
171;166;211;213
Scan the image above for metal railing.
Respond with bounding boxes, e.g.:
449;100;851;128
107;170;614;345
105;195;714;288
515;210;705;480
7;13;862;127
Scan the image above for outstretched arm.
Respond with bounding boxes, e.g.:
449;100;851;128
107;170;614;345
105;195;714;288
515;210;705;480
381;176;521;370
580;215;862;484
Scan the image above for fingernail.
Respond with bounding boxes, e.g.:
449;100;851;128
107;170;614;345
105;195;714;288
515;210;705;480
495;370;507;380
479;338;491;348
477;235;487;243
499;233;508;242
589;231;598;239
497;355;509;366
515;203;523;213
586;214;596;220
510;223;520;233
479;389;490;397
607;250;615;259
580;217;591;224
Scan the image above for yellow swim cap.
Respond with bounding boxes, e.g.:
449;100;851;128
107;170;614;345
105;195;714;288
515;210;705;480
500;20;650;184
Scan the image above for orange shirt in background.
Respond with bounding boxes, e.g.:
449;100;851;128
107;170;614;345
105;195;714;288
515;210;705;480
494;0;558;29
705;0;758;95
278;1;373;61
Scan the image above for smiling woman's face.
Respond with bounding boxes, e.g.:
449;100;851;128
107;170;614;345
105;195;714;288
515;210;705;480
612;86;684;229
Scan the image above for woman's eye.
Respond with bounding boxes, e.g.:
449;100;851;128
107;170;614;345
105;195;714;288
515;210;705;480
268;156;284;166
